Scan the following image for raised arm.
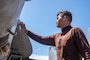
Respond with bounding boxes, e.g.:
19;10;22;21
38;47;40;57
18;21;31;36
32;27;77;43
19;22;55;46
27;30;55;46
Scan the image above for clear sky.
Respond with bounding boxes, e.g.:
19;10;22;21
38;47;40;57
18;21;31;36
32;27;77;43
20;0;90;56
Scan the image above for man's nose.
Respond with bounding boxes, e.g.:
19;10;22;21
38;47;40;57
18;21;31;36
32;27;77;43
56;20;59;23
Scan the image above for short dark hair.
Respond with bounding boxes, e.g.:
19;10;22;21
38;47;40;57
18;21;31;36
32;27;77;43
57;10;72;23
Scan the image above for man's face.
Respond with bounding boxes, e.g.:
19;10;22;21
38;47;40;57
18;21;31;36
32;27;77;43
56;13;64;28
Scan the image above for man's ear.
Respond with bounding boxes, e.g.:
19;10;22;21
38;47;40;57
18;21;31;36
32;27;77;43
67;16;71;23
63;16;67;21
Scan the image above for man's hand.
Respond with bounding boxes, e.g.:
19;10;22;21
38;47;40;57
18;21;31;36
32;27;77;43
19;22;28;34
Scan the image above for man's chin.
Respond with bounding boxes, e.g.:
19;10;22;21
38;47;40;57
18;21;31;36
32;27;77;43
57;25;60;28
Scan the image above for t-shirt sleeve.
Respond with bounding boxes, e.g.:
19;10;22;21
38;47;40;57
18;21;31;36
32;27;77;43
27;30;55;46
74;27;90;59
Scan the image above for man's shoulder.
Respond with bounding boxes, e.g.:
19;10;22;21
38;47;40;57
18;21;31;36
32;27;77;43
72;26;82;30
72;26;83;33
52;32;61;37
73;26;80;29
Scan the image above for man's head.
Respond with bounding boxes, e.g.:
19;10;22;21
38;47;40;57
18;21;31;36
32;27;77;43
56;10;72;28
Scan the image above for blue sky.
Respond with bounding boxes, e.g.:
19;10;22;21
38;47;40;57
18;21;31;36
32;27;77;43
20;0;90;56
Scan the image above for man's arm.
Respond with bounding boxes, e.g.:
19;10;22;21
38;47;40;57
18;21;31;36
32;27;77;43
19;22;55;46
27;30;55;46
74;27;90;60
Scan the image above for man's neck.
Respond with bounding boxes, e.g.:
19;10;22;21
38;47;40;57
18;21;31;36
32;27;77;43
61;25;72;35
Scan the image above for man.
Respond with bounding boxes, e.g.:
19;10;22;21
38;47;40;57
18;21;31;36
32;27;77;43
19;11;90;60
